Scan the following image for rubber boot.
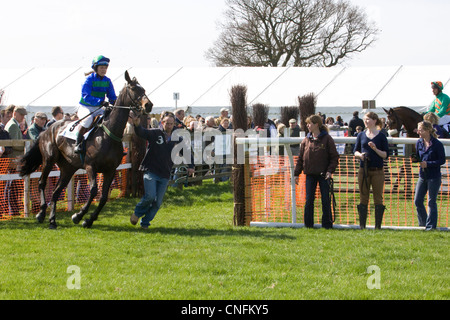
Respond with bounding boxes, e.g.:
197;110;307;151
357;204;368;229
375;204;386;230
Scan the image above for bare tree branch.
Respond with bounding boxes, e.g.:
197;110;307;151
205;0;379;67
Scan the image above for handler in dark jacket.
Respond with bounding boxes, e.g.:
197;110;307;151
413;121;446;230
294;115;339;229
130;112;194;228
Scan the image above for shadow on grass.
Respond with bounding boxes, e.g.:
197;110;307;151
0;211;297;241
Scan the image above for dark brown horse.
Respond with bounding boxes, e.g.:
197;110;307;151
383;107;423;138
19;71;153;229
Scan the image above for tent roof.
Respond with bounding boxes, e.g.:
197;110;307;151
1;65;449;112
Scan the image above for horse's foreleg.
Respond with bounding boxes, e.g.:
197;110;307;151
71;170;98;225
83;171;116;228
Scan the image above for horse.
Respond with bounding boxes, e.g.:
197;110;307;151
383;106;423;138
382;107;424;196
18;71;153;229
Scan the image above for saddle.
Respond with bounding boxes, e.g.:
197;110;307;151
61;115;104;141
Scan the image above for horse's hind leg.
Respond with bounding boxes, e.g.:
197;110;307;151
48;167;77;229
83;170;116;228
36;162;53;223
71;167;98;225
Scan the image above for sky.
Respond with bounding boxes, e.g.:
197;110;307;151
0;0;449;69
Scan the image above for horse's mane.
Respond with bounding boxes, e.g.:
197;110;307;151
394;106;422;119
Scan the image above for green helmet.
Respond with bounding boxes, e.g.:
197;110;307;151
91;55;110;70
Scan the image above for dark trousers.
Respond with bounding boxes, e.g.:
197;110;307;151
304;174;333;228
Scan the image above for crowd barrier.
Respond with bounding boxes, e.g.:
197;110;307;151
0;154;130;221
238;136;450;229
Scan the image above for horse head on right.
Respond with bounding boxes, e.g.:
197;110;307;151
123;70;153;114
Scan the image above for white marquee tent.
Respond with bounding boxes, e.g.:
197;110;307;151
1;65;450;122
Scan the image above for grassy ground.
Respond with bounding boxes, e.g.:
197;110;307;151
0;181;448;300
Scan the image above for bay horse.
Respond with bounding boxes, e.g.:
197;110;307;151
383;107;423;196
19;71;153;229
383;107;423;138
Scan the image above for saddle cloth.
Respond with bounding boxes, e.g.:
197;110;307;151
59;121;97;141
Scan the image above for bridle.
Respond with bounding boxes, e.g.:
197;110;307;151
386;111;401;132
124;83;150;114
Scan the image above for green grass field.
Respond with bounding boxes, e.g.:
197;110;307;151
0;181;448;300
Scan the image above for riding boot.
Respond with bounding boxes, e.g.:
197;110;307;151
74;126;88;154
357;204;368;229
375;204;386;230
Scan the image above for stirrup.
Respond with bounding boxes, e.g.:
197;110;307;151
74;141;85;154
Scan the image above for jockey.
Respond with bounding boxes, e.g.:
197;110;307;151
74;55;117;154
428;81;450;128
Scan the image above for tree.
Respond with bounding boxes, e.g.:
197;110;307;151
206;0;379;67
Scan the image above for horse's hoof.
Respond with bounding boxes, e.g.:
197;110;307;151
71;214;81;224
36;214;45;224
82;220;92;228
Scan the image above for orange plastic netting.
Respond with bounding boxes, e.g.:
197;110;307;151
247;155;450;228
0;153;129;221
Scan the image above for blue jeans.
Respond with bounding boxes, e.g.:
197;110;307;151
304;174;333;228
414;177;441;230
134;171;169;227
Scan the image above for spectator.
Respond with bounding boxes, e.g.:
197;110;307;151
0;118;12;218
218;118;230;132
379;117;389;137
354;126;363;136
317;112;326;124
183;115;196;130
46;106;64;127
5;106;27;158
0;118;12;158
289;119;301;156
335;116;344;126
325;117;335;126
413;121;446;231
294;115;339;229
0;108;12;130
354;112;389;230
277;123;287;156
215;108;230;127
19;118;30;139
348;111;365;136
150;118;159;129
424;112;450;138
4;105;28;215
28;112;47;140
204;116;217;129
174;109;186;129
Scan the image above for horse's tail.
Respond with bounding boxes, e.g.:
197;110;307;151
18;137;43;177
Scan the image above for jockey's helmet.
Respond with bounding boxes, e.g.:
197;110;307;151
431;81;444;91
91;55;110;70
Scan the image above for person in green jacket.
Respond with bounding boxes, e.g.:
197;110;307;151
428;81;450;128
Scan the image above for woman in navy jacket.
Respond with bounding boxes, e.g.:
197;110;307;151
413;121;446;230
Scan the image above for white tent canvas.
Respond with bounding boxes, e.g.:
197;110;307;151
2;65;450;121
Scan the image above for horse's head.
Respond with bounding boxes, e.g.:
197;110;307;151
123;70;153;114
383;107;401;132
